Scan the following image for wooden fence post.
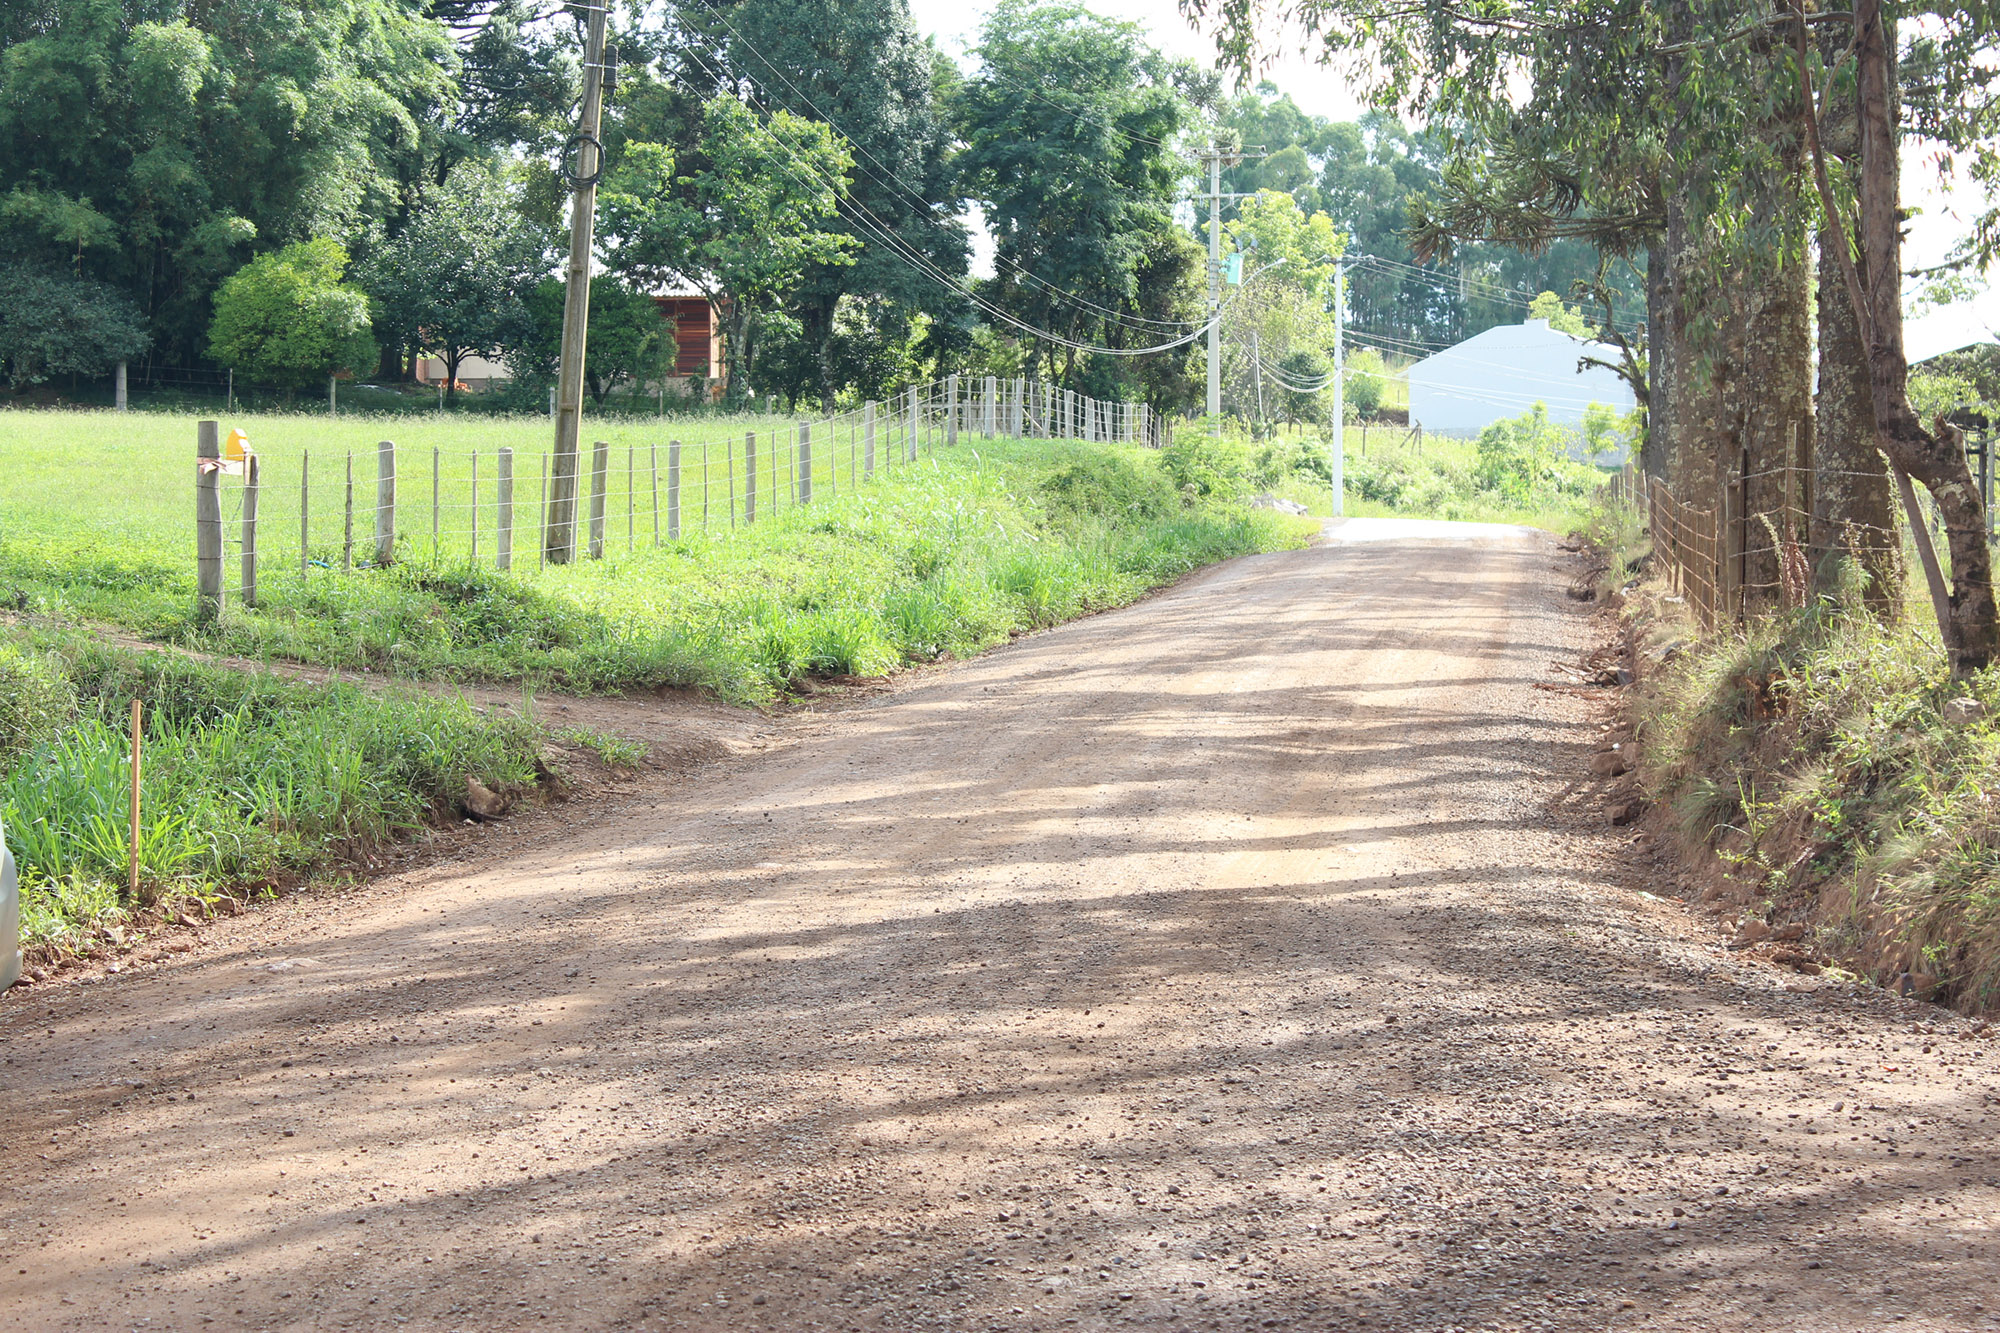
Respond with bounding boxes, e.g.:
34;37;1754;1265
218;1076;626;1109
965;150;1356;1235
799;422;813;505
374;439;396;565
946;375;959;445
984;376;997;439
909;388;920;461
496;447;514;572
432;446;440;558
627;443;636;552
196;421;222;621
863;401;877;478
588;439;609;558
745;431;758;523
667;440;681;540
650;442;660;546
241;453;260;608
537;452;548;572
471;451;480;563
342;452;354;572
300;451;310;579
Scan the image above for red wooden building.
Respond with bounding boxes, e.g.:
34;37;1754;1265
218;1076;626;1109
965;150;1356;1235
654;294;724;392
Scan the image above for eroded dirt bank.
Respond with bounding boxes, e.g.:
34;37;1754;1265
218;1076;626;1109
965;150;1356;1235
2;518;1996;1332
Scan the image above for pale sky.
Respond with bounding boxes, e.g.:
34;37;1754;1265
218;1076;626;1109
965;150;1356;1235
905;0;1370;123
906;0;1996;342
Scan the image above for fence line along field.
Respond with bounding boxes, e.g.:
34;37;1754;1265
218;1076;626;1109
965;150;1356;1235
0;389;1288;704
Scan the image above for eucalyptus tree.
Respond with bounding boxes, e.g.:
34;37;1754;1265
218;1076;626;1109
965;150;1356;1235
1187;0;1997;661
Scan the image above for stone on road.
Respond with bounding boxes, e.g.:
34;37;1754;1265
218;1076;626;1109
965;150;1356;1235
3;519;1996;1332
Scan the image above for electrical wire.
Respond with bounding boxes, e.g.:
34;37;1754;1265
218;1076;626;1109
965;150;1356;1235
666;39;1221;358
683;0;1196;334
1352;253;1648;337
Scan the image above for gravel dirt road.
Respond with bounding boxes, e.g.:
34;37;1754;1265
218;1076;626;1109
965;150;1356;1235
3;518;1997;1332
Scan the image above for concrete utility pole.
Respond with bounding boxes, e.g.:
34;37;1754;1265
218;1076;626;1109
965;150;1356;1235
547;1;610;564
1330;260;1346;518
1206;148;1223;424
1195;141;1265;436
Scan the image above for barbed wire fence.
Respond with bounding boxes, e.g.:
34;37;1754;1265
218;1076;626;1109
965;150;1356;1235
193;374;1175;614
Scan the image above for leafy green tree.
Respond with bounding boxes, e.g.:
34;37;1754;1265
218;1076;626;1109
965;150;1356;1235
1212;88;1642;349
599;96;857;404
0;263;150;393
207;240;378;394
509;276;674;407
1527;291;1591;336
1344;348;1386;420
1224;191;1344;300
706;0;970;408
363;166;549;403
0;0;454;364
955;0;1199;393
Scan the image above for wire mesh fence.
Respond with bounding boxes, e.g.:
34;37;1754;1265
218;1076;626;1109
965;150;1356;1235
1608;428;1997;636
193;375;1173;612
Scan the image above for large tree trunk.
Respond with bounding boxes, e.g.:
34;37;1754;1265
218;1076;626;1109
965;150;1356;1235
1809;23;1900;609
1813;229;1901;605
1845;0;1995;670
1643;245;1672;480
1738;247;1812;615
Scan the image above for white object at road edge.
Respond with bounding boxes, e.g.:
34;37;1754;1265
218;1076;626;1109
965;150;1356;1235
1;820;18;991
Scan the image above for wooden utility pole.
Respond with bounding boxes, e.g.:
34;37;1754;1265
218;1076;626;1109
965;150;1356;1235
546;1;610;564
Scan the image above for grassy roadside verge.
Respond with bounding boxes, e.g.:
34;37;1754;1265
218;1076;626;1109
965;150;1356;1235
1;424;1310;702
1;636;543;965
1187;407;1617;532
2;426;1313;964
1600;499;2000;1014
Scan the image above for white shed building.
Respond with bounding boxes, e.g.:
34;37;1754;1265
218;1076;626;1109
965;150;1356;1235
1407;318;1637;435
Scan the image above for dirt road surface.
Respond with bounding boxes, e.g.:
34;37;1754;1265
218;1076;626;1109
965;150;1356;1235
4;519;1998;1332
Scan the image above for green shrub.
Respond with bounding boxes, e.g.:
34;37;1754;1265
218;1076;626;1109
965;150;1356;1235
1159;435;1247;503
1345;348;1386;420
1037;452;1175;524
0;644;77;755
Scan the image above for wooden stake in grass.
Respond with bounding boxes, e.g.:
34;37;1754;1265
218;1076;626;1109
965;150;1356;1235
471;451;481;564
128;698;142;902
300;451;310;580
627;443;635;553
666;441;680;541
537;451;548;572
342;451;354;572
588;439;608;560
496;448;514;572
650;442;660;547
799;422;812;505
375;439;396;566
195;421;223;622
241;453;260;608
744;431;757;525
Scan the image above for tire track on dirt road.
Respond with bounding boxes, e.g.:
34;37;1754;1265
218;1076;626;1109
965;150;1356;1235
3;518;1997;1332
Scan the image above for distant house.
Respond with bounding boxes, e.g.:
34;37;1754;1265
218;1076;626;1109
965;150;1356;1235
654;294;725;388
410;292;725;397
1407;317;1636;435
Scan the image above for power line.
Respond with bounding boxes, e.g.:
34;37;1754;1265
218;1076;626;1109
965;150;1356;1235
665;40;1219;358
683;0;1195;335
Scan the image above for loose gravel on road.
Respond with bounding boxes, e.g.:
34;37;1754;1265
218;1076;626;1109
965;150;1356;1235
3;518;1996;1333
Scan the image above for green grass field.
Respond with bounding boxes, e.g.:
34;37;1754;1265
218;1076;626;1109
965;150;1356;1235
0;406;1314;701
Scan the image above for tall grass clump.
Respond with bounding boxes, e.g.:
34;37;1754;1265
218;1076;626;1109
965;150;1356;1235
1636;575;2000;1012
1;638;540;955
